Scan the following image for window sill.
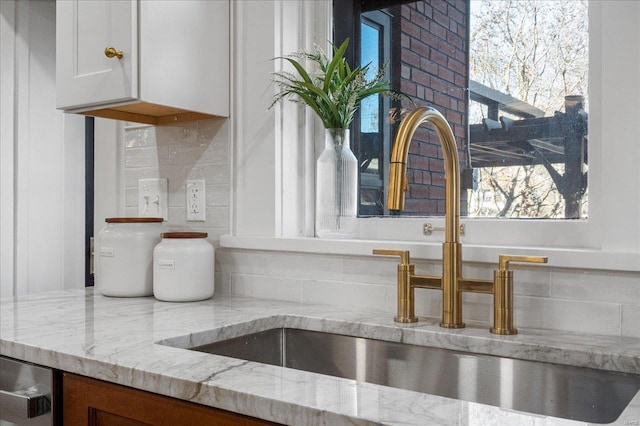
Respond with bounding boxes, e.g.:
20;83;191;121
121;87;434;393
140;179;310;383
220;235;640;272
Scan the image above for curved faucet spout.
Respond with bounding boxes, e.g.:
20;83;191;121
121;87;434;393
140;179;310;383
380;108;548;332
388;107;460;244
387;107;464;328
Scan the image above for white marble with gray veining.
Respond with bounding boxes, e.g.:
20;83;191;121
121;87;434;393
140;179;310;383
1;289;639;426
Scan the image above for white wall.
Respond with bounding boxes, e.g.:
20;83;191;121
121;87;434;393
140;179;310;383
0;0;85;297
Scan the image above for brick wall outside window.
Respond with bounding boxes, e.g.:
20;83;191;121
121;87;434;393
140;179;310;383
397;0;469;215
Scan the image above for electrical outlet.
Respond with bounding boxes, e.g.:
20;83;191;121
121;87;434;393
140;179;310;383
186;180;206;222
138;178;168;220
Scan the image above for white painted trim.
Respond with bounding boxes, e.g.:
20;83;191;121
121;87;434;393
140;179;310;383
2;0;86;295
220;235;640;272
0;0;17;298
275;0;332;238
14;0;31;294
230;0;278;238
94;118;125;228
62;113;86;289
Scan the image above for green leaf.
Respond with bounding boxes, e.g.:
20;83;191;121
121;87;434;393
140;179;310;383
283;58;313;85
323;38;350;93
270;38;410;129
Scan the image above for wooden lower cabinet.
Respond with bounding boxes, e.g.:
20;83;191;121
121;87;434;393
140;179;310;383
63;373;280;426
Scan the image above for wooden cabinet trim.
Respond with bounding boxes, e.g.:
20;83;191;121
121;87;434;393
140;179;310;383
63;372;280;426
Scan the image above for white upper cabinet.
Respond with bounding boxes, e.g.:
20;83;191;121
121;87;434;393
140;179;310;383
56;0;229;125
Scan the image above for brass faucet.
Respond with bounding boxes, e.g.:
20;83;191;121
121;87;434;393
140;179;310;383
374;107;547;334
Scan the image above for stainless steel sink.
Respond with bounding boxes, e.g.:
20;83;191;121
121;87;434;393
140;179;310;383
190;328;640;424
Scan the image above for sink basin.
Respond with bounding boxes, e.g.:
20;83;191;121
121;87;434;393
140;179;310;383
189;327;640;424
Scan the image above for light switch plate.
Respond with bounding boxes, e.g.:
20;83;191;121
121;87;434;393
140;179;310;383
138;178;168;220
187;179;206;222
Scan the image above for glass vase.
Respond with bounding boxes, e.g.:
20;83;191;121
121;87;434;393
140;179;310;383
315;128;357;238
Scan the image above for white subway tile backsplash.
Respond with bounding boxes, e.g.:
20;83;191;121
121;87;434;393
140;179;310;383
155;122;198;146
413;289;443;319
167;187;185;207
464;262;552;298
551;268;640;304
124;207;137;217
547;299;622;336
165;206;187;225
208;141;230;165
302;280;387;310
124;187;138;208
168;144;213;166
166;142;229;167
125;167;160;188
231;274;303;303
214;271;231;294
125;127;155;148
208;185;230;207
621;304;640;338
343;255;409;286
461;292;494;323
186;163;231;185
217;250;267;276
201;228;229;245
511;266;552;297
207;207;230;229
216;248;639;338
461;262;494;281
123;118;230;254
195;117;227;142
516;295;622;336
263;252;343;282
124;146;159;168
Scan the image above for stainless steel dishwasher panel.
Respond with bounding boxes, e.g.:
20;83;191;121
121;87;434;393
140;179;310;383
0;356;53;425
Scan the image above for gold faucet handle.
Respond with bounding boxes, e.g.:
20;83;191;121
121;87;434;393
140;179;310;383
492;255;548;336
498;255;548;271
373;249;410;265
374;249;417;324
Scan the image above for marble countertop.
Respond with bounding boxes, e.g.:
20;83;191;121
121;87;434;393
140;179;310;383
1;289;639;425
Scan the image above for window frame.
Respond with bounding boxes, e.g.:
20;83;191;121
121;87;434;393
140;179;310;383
224;0;640;272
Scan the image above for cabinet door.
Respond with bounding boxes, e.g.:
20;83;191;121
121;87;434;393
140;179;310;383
56;0;137;110
63;373;280;426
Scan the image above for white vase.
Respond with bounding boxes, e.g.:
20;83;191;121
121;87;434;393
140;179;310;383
315;128;358;238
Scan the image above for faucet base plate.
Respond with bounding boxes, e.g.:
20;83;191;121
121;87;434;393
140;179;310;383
490;327;518;335
394;316;418;323
440;322;465;329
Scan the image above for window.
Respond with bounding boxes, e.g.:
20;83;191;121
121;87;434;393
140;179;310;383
359;11;393;215
468;0;589;219
335;0;589;220
228;1;639;264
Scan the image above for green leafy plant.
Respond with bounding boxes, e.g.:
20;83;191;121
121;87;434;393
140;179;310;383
271;38;402;129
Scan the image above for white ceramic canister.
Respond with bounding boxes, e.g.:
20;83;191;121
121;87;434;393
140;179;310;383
95;217;164;297
153;232;214;302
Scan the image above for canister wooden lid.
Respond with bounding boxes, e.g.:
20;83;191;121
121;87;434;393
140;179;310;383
161;232;208;239
105;217;164;223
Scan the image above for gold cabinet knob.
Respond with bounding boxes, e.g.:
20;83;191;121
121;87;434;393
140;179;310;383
104;46;123;60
